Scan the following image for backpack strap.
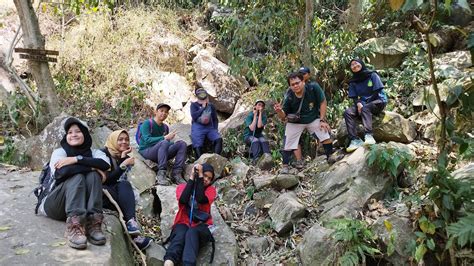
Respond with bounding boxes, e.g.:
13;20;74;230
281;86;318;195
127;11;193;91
148;118;154;135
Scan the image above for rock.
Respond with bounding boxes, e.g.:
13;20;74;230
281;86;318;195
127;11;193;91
90;126;113;149
409;111;438;140
188;44;204;59
145;71;192;113
372;215;416;265
246;237;269;255
253;173;276;190
256;153;274;171
146;242;167;265
219;111;249;136
153;34;187;75
157;185;239;265
222;188;245;205
268;192;307;235
169;123;192;146
360;37;411;69
195;153;229;178
413;78;472;111
0;168;132;264
297;224;335;266
435;64;465;79
314;146;402;221
452;163;474;182
243;201;258;217
434;51;472;70
253;189;279;209
336;111;417;145
272;174;299;191
128;150;156;194
193;49;249;114
230;158;250;179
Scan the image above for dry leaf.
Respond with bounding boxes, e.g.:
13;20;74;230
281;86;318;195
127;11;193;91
389;0;404;11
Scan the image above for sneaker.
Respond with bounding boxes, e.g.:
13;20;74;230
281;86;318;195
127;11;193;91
164;260;175;266
133;235;152;250
346;139;363;153
294;160;305;170
364;134;376;145
126;218;141;236
280;165;289;174
155;170;170;186
327;153;344;165
171;171;186;185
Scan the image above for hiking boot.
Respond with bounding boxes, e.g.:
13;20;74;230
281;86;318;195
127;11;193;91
133;235;152;250
171;171;186;185
164;260;175;266
86;213;106;245
65;216;87;249
155;170;170;186
126;218;141;236
280;165;290;174
364;134;376;145
294;160;305;170
346;139;363;153
327;152;344;165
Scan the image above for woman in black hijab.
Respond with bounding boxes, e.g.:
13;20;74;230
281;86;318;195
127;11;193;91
39;117;110;250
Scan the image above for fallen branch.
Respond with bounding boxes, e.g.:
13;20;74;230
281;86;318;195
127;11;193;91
102;189;147;266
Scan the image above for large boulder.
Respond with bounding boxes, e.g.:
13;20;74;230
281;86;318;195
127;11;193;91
272;174;299;191
434;51;472;70
146;71;192;110
359;37;411;69
195;153;229;178
253;173;276;190
91;126;113;149
314;145;407;221
156;185;239;265
452;163;474;182
253;189;279;209
169;123;192;146
128;150;156;194
0;167;133;264
193;49;249;114
297;224;336;265
336;111;417;145
268;192;307;235
372;214;415;265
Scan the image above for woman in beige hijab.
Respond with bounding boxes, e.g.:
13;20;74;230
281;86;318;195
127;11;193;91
102;129;152;250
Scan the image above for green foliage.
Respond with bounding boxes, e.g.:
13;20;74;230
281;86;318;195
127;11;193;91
447;213;474;248
222;128;245;158
258;219;274;235
0;137;27;165
408;216;438;263
328;218;381;265
366;144;413;178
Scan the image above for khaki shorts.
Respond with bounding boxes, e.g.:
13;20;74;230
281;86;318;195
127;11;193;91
283;118;330;150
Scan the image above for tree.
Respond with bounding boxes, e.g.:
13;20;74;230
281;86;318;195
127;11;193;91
13;0;61;123
300;0;315;67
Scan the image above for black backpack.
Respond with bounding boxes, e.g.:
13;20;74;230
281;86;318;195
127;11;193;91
33;162;56;214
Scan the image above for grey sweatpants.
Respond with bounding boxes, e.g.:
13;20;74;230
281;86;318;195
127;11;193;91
43;172;103;221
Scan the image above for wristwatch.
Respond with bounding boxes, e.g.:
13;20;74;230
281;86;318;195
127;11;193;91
76;155;83;161
120;164;127;170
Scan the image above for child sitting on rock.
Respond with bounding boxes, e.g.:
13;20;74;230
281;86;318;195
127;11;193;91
243;100;272;166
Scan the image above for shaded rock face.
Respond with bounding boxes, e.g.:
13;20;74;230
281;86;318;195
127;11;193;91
156;185;239;265
272;174;299;191
253;174;276;190
297;224;335;265
314;146;396;222
230;158;250;179
193;49;249;114
253;189;279;209
268;192;307;235
169;123;192;146
372;215;415;265
128;150;156;194
336;111;417;145
413;77;473;111
0;168;132;265
434;50;472;70
360;37;411;69
247;237;269;256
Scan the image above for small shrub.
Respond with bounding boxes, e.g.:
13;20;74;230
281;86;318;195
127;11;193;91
366;143;413;178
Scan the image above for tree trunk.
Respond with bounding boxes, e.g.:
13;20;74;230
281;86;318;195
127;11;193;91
301;0;315;67
347;0;363;31
13;0;61;122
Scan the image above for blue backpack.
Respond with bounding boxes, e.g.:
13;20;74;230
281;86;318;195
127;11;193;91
135;118;169;145
33;162;56;214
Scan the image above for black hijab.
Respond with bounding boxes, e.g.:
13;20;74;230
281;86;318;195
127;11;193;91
60;117;93;157
348;58;373;83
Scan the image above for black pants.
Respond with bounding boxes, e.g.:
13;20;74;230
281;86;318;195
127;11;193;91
343;100;386;140
44;172;103;221
103;181;136;222
164;223;212;266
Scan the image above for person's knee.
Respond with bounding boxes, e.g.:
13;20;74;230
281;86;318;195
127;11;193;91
361;105;371;113
344;108;353;117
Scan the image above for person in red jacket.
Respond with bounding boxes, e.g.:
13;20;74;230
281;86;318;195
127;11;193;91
164;163;217;266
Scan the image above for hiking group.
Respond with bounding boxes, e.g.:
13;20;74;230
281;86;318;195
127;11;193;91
34;58;387;266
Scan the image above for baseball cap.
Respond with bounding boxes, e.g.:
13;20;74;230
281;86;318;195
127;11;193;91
156;103;171;111
195;88;208;100
298;67;310;74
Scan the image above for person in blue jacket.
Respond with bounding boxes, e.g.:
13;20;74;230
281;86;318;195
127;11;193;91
344;59;388;152
190;88;222;159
